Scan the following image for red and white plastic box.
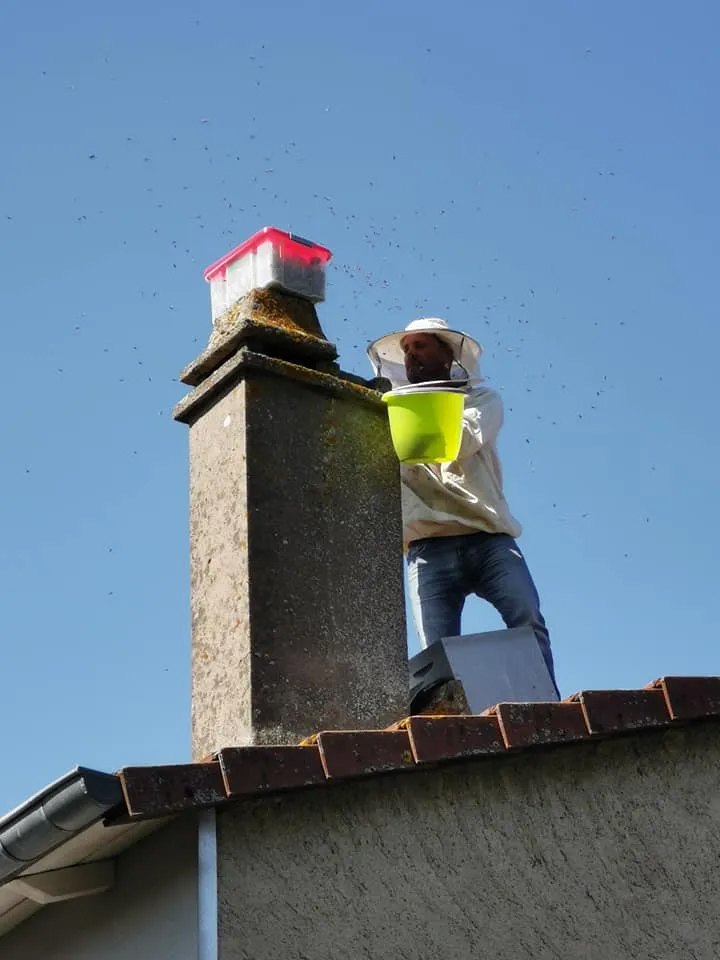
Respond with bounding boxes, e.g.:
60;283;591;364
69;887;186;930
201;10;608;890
204;227;332;323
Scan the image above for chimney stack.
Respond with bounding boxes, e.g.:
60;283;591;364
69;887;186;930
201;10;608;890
174;234;408;760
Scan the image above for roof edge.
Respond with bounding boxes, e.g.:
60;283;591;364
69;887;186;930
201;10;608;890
116;676;720;821
0;767;123;885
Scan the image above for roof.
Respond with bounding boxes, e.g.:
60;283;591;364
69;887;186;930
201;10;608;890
117;676;720;818
0;768;164;937
1;675;719;938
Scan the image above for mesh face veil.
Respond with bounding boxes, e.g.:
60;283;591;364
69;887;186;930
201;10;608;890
367;318;483;388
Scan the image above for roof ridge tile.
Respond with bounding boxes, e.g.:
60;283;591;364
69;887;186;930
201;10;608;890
113;677;720;821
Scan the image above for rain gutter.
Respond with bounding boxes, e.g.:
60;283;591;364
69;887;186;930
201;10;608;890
0;767;123;884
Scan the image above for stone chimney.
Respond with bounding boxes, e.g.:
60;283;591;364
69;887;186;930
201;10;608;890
174;286;408;760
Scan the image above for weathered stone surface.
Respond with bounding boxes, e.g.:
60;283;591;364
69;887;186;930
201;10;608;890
181;289;338;386
217;287;330;340
182;339;407;758
216;722;720;960
174;348;383;426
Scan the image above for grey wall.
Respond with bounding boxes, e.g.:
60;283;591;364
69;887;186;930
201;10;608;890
2;815;197;960
217;723;720;960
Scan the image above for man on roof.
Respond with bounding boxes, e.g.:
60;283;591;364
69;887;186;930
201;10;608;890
368;317;559;695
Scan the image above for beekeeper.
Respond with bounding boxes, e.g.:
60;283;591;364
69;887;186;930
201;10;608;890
368;318;558;692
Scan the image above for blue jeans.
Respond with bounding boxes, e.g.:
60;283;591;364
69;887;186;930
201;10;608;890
407;532;558;692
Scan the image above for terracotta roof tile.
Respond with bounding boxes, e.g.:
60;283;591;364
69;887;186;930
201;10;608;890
403;715;504;764
114;676;720;820
119;762;226;818
570;689;669;735
218;745;325;797
495;702;589;748
648;676;720;721
316;730;415;779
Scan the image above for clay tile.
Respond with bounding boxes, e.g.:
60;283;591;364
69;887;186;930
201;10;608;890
649;676;720;721
495;702;589;749
119;762;227;818
406;715;505;764
316;730;414;780
218;745;326;797
570;689;670;735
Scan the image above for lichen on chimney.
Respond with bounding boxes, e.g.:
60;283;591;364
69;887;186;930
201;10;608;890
209;287;330;351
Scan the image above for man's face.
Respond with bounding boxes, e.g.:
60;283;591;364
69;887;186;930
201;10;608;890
401;333;454;384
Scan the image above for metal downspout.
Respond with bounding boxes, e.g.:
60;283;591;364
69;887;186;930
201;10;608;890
197;808;218;960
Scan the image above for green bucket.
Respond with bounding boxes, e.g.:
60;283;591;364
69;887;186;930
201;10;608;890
382;388;464;464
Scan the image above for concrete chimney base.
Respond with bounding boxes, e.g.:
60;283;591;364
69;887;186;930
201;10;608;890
176;342;408;759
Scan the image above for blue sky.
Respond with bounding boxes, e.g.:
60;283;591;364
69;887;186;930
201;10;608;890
1;0;718;813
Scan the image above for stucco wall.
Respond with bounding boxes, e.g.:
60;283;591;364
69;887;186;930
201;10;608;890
188;364;407;760
217;722;720;960
2;815;197;960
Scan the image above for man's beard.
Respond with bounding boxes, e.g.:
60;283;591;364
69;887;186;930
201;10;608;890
406;363;446;384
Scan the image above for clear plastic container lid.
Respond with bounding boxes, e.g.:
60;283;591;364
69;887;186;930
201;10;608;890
204;227;332;283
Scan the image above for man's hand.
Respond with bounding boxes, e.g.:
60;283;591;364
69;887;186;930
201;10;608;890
367;376;392;394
